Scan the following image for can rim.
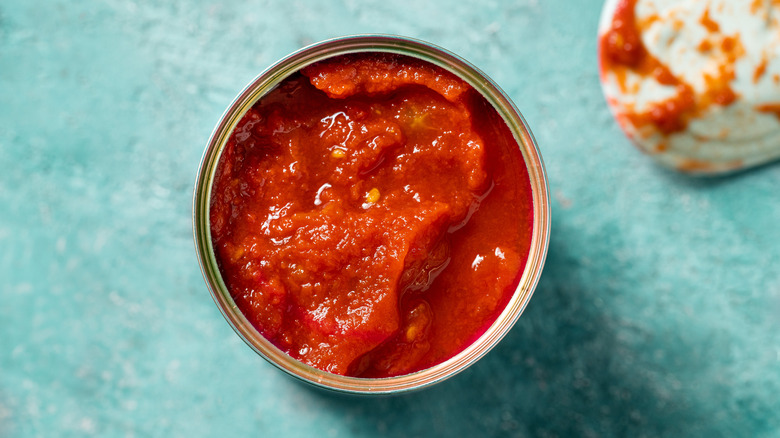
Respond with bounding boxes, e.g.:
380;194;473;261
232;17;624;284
193;34;551;394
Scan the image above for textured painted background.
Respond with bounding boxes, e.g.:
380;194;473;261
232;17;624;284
1;0;779;436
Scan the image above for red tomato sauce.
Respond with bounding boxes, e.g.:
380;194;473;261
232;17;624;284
210;54;533;377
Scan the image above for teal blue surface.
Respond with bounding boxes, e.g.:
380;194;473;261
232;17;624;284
1;1;779;436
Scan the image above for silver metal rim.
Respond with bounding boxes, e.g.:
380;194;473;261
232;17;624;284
193;34;551;394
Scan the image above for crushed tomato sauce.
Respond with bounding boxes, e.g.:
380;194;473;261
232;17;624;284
210;54;533;377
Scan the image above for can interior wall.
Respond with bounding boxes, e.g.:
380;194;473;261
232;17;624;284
193;34;550;394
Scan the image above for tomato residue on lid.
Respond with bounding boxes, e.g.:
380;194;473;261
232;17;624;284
599;0;743;137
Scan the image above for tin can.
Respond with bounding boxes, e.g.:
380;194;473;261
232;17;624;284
193;34;550;394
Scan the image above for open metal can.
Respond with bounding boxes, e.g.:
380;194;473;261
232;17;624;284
193;34;550;394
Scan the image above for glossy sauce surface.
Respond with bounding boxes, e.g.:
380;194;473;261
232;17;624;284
210;54;533;377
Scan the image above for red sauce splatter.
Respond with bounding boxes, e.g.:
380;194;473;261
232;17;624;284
700;8;720;32
677;158;743;172
700;35;744;107
721;35;740;54
753;56;768;83
601;0;645;68
757;102;780;119
642;86;696;134
210;54;534;377
703;71;737;106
